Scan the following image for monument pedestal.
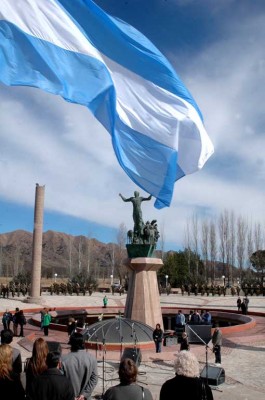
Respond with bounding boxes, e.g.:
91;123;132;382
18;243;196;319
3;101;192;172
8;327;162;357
24;296;44;305
124;257;164;329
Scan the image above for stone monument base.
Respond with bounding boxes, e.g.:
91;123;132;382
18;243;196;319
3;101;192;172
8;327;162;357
124;257;164;329
24;296;44;305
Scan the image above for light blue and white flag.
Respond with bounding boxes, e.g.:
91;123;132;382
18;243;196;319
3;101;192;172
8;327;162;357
0;0;214;209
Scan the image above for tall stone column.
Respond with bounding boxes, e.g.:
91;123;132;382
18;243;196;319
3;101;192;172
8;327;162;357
26;184;45;304
124;257;164;330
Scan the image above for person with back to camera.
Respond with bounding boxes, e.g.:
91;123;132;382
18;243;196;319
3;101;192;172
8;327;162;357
153;323;163;353
0;344;25;400
28;351;75;400
0;329;22;375
103;358;153;400
17;309;27;337
24;337;49;394
62;332;98;400
160;351;213;400
12;307;20;336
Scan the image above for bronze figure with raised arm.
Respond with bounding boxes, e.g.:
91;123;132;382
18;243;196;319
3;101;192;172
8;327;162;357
119;191;152;236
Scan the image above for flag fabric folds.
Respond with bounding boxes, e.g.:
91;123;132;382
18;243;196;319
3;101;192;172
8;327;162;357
0;0;214;208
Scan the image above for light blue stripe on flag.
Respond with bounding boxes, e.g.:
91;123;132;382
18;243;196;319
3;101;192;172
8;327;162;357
0;0;214;209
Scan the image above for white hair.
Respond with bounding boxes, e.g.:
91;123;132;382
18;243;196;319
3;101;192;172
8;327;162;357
174;351;200;378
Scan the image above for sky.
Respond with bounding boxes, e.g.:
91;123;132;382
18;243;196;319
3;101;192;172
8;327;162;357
0;0;265;251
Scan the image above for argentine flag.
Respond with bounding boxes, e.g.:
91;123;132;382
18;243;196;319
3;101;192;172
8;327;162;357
0;0;214;209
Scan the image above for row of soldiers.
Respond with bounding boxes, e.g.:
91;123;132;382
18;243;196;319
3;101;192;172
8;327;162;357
0;282;29;298
180;284;238;297
241;284;265;296
49;282;94;296
180;283;265;296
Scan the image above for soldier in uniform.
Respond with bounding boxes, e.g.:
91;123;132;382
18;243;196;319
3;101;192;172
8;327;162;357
75;282;80;296
88;286;93;296
9;282;16;297
21;283;27;296
67;281;73;295
60;282;67;295
50;283;54;295
16;283;21;297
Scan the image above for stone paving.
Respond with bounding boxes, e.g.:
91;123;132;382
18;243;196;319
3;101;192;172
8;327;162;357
0;292;265;400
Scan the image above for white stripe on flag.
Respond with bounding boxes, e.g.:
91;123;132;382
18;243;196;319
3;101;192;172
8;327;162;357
0;0;103;61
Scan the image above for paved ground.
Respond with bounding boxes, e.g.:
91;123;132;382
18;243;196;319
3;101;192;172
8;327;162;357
1;292;265;400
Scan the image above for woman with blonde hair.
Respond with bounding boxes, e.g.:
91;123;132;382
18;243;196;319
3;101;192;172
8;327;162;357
0;344;25;399
160;351;213;400
25;337;49;393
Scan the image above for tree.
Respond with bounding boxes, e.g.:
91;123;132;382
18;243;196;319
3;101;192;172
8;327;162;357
159;251;189;287
183;220;192;275
237;216;247;281
201;220;209;282
230;211;236;284
209;221;217;283
116;223;127;282
191;214;199;277
247;224;254;269
254;222;263;250
218;212;226;276
218;210;231;284
250;250;265;284
158;221;166;262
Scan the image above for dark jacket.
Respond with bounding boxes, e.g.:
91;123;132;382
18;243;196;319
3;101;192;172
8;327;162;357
103;383;153;400
16;311;26;326
179;337;189;351
190;313;201;324
153;328;163;342
67;321;76;336
160;374;213;400
28;368;74;400
0;372;25;400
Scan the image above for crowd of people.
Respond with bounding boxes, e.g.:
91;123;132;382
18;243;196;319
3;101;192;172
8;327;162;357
2;307;27;337
0;330;98;400
236;296;250;315
0;324;213;400
152;310;224;367
102;351;213;400
173;309;212;327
